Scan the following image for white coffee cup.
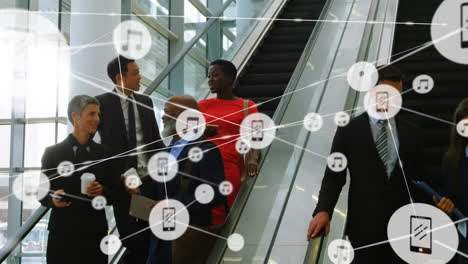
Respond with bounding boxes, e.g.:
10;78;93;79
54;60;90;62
81;173;96;195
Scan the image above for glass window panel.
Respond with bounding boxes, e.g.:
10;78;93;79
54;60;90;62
133;0;170;28
131;17;169;83
0;93;12;119
24;123;56;167
184;55;206;96
0;172;8;250
0;0;15;8
184;2;207;48
30;0;59;26
57;123;68;143
0;125;10;168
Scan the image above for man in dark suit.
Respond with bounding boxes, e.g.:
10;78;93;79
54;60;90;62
96;56;165;263
40;95;119;264
306;65;428;263
145;95;226;264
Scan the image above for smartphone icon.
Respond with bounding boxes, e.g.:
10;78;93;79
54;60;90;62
410;215;432;255
162;207;176;232
376;92;389;113
461;3;468;48
251;120;264;141
157;158;168;176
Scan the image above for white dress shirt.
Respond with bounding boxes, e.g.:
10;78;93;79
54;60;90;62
120;92;148;174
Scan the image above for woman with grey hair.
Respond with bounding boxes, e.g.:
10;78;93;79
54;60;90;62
39;95;119;264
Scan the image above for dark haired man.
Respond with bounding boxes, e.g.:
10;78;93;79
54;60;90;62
96;56;165;263
306;65;429;263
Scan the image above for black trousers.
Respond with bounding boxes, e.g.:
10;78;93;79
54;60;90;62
47;229;107;264
114;188;151;264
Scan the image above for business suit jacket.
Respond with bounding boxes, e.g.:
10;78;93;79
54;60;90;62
96;89;165;239
96;89;165;174
313;113;428;248
147;138;226;226
39;134;119;263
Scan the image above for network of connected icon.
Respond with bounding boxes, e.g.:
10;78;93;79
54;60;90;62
2;0;468;262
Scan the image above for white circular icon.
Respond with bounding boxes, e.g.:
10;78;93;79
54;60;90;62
125;175;142;189
175;109;206;141
113;20;152;60
148;152;179;183
100;234;122;255
219;181;234;196
195;184;215;204
0;9;70;101
57;161;75;177
432;0;468;64
13;173;50;203
334;111;351;127
364;84;402;120
227;233;245;252
188;147;204;163
240;113;276;150
387;203;459;264
149;199;190;241
327;152;348;172
327;239;354;264
235;139;251;155
413;75;435;94
92;195;107;210
347;62;379;92
456;119;468;138
303;113;323;132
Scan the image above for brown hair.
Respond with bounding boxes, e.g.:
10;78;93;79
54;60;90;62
447;98;468;169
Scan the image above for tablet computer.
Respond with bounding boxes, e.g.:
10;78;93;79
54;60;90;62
129;194;155;222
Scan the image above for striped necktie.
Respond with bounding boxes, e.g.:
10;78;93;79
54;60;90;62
376;120;389;176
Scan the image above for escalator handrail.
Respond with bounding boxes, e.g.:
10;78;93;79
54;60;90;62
303;232;325;264
143;0;235;96
0;206;49;262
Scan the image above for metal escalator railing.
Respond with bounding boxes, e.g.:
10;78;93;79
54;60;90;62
0;206;48;262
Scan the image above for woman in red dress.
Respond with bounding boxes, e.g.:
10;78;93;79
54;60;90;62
199;60;260;225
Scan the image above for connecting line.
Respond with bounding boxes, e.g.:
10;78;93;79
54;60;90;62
384;112;418;222
354;233;410;251
73;71;256;132
434;240;468;259
21;10;446;26
70;31;112;57
380;27;462;67
146;132;252;178
120;197;199;242
176;170;221;187
268;133;329;160
397;106;456;126
175;221;228;240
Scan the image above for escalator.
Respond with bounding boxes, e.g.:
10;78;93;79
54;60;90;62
235;0;327;117
392;0;468;188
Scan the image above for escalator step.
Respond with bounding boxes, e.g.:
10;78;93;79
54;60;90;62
252;52;303;63
261;43;307;52
246;62;297;74
236;84;287;97
241;72;293;85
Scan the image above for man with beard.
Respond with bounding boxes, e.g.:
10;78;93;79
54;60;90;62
146;95;226;264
